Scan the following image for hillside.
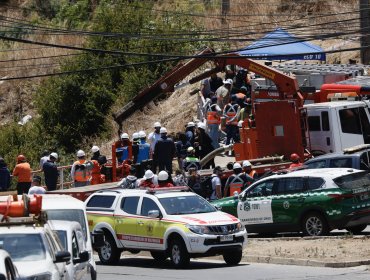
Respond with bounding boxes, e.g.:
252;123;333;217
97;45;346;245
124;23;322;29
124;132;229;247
0;0;362;165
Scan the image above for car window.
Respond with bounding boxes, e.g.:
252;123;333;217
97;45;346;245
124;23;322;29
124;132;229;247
360;152;370;170
72;233;79;259
329;158;352;168
305;160;326;169
141;197;161;216
86;195;116;208
307;177;325;190
247;180;274;197
339;108;362;134
0;234;46;262
55;230;67;251
308;116;321;131
276;178;305;194
334;171;370;190
120;196;140;215
159;195;216;215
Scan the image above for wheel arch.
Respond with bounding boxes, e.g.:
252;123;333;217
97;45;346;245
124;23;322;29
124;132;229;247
164;229;190;252
298;207;331;231
93;222;121;248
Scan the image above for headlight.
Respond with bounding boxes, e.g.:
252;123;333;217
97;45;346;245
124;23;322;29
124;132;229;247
24;273;52;280
236;222;245;231
186;224;210;235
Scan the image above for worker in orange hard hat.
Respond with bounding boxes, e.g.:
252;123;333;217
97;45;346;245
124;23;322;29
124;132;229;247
12;155;32;194
289;153;303;168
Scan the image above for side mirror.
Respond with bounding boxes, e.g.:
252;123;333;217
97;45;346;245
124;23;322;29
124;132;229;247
148;210;160;218
92;230;105;249
73;251;89;264
54;251;71;263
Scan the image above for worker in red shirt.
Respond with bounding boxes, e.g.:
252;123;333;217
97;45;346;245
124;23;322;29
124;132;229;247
12;154;32;194
157;171;174;188
139;170;157;189
289;153;303;168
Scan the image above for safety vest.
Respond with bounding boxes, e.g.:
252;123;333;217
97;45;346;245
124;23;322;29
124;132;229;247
224;104;239;125
229;174;244;196
184;157;201;171
91;160;102;185
73;160;91;182
207;104;221;124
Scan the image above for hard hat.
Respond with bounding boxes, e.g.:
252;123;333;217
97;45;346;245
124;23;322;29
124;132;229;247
121;133;129;140
242;160;252;168
160;127;167;134
197;122;206;130
91;146;99;153
132;132;139;140
49;152;58;160
154;122;161;128
233;162;242;170
187;147;195;153
158;170;169;181
187;121;195;128
143;170;154;180
290;153;300;161
17;155;26;163
223;78;233;85
138;130;146;138
77;150;85;157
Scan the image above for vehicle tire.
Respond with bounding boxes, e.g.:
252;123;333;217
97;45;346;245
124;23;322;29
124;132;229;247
223;249;242;266
150;251;168;262
345;225;367;234
98;232;121;265
302;212;329;236
169;238;190;268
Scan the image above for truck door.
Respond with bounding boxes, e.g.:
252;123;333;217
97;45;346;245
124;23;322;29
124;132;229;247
307;110;333;154
115;196;140;248
337;107;370;150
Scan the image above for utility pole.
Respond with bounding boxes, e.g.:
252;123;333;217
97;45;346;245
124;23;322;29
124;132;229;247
360;0;370;64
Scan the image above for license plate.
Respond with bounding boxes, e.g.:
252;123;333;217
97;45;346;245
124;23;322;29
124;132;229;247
220;235;233;242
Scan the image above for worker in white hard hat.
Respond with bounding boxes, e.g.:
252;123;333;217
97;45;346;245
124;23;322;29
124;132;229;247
148;122;162;171
113;132;132;164
70;150;93;188
216;78;233;110
153;127;176;175
223;162;253;197
132;132;140;164
91;145;108;182
42;152;59;191
137;130;150;164
242;160;258;180
182;146;200;172
185;121;196;146
138;169;158;188
157;170;174;188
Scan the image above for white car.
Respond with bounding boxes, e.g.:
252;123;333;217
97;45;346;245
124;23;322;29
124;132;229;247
42;195;98;280
0;249;19;280
50;221;91;280
86;187;247;268
0;221;70;280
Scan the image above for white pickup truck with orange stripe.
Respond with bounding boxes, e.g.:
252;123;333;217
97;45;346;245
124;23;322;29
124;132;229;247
85;187;247;268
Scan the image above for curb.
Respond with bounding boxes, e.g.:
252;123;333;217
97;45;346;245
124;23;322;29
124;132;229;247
243;255;370;268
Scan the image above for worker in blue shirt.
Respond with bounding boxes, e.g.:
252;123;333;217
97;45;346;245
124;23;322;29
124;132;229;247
137;130;150;163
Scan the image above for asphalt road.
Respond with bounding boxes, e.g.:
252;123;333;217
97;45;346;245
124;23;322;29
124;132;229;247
97;257;370;280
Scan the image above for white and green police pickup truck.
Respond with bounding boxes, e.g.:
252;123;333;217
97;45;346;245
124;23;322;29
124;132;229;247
212;168;370;236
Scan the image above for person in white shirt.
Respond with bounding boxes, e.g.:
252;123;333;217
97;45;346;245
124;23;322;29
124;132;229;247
28;175;46;195
210;166;222;201
148;122;162;173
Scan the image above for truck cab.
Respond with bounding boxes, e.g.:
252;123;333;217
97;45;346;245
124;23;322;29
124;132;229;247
305;101;370;156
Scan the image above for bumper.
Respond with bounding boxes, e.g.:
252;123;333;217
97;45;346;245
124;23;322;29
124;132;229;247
330;209;370;229
186;229;247;254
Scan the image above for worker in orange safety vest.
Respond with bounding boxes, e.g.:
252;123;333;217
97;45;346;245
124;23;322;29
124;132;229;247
205;96;222;149
242;160;258;180
224;163;253;197
90;146;105;185
70;150;93;187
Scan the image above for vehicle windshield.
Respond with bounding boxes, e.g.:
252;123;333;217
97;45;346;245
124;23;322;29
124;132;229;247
159;195;216;215
55;230;67;251
0;234;46;262
333;171;370;190
46;210;87;241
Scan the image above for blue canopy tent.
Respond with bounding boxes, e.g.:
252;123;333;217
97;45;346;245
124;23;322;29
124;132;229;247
239;28;326;61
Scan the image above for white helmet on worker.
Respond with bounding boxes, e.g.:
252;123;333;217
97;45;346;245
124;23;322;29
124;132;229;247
223;78;233;85
121;133;129;140
187;146;195;153
132;132;139;140
197;122;206;130
160;127;167;134
91;145;99;153
143;170;154;180
154;122;161;128
138;130;146;138
187;121;195;128
242;160;252;168
49;152;58;160
233;162;242;170
158;170;169;181
77;150;85;157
